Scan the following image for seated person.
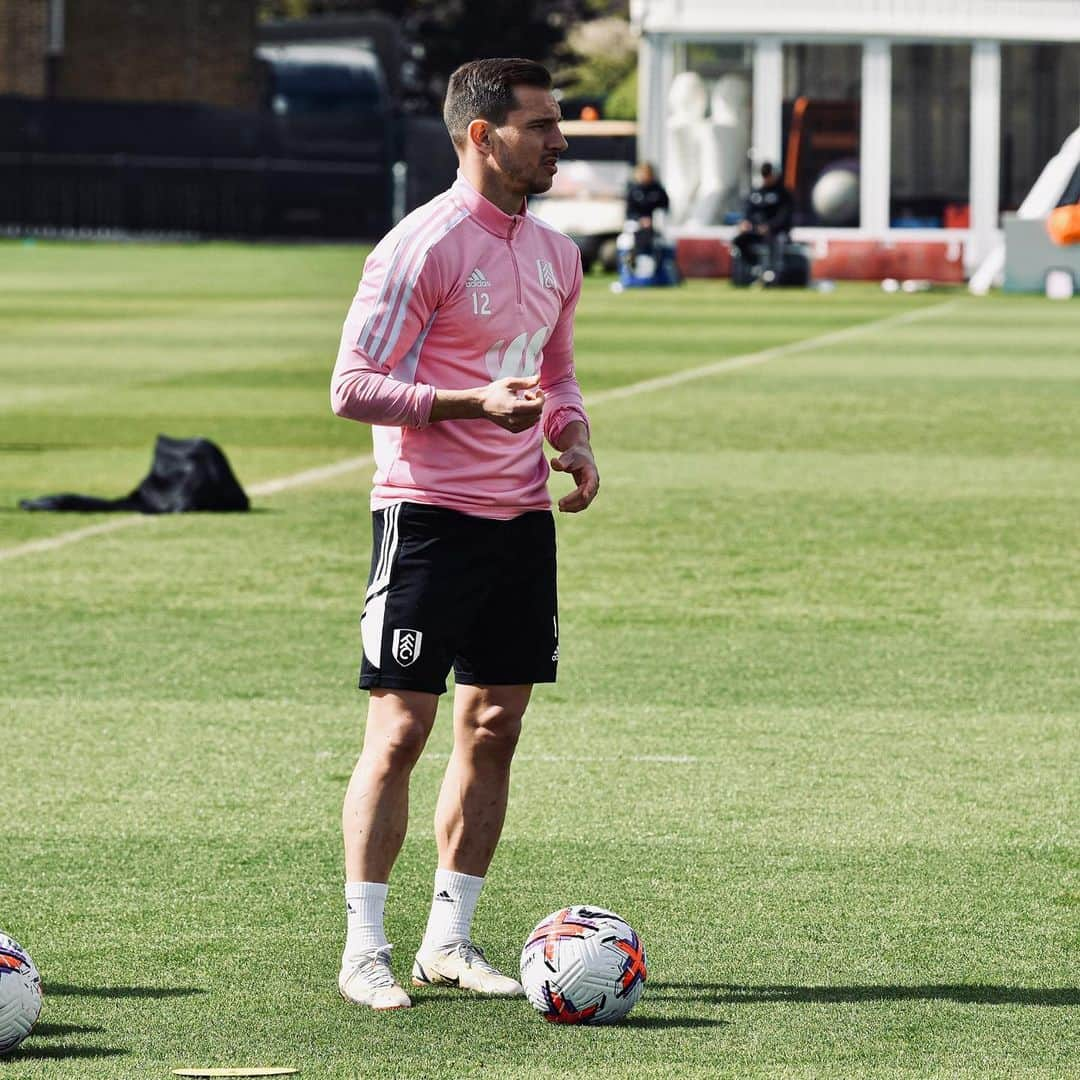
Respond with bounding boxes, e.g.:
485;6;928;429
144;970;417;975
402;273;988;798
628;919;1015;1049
625;162;670;257
733;163;794;275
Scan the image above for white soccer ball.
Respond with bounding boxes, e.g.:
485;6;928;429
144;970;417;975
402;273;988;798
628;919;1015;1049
520;906;647;1024
811;165;860;226
0;934;42;1055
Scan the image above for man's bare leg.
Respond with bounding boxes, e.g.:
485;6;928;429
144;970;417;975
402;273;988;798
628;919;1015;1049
343;688;439;883
411;684;531;995
434;683;531;875
339;688;438;1010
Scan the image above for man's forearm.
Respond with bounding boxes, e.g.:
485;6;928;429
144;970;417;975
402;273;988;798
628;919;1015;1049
430;377;546;434
429;387;486;422
552;420;591;452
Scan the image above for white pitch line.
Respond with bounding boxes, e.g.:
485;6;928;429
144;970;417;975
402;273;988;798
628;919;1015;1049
0;298;958;563
584;298;961;405
247;454;375;497
0;516;156;562
415;752;705;766
517;753;704;765
0;452;376;564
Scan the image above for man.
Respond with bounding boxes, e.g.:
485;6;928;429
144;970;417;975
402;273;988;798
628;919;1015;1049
732;162;794;280
329;58;598;1011
624;161;670;260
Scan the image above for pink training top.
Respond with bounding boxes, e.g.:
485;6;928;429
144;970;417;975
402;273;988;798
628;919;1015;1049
331;173;590;520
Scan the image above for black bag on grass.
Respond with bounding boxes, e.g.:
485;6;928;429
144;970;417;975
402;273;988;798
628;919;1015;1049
19;435;249;514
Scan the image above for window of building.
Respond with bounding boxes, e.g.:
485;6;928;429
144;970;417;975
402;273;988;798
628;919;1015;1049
1001;42;1080;211
783;43;861;227
665;41;753;225
47;0;65;55
891;44;971;228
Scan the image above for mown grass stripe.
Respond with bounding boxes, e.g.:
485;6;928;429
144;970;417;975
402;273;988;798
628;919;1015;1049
0;298;958;564
584;299;960;405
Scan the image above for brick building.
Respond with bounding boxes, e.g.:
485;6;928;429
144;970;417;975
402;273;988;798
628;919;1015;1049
0;0;263;108
0;0;49;96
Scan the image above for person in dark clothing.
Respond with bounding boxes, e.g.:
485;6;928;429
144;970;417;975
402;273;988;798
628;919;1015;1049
625;162;670;256
626;161;670;223
733;162;794;278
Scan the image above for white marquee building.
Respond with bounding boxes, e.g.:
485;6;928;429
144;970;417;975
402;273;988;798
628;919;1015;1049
631;0;1080;279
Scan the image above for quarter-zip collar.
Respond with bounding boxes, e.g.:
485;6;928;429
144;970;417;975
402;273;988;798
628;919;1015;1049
452;171;526;240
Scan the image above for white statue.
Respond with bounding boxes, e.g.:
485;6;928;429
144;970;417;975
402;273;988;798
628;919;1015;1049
666;70;751;227
665;71;708;225
690;74;750;225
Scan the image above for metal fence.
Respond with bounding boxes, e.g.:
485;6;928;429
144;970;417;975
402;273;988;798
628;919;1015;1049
0;95;397;239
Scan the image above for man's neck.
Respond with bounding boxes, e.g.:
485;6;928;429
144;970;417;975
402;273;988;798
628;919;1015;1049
459;160;525;217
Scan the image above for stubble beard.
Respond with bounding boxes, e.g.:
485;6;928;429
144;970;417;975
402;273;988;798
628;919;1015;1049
525;175;553;196
514;159;554;197
494;143;552;199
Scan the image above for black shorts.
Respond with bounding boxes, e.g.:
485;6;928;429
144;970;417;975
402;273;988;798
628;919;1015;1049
358;502;558;695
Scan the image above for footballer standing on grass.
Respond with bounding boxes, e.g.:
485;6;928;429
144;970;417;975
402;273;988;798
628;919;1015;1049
330;57;598;1010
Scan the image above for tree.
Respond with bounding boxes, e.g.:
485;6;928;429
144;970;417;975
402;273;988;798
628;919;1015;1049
257;1;634;112
554;15;636;106
404;0;585;97
603;67;637;120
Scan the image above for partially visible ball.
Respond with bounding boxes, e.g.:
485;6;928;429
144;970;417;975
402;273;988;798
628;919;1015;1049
0;933;42;1055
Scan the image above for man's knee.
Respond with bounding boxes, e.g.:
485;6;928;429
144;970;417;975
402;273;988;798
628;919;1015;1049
381;719;432;770
363;693;436;773
463;704;524;760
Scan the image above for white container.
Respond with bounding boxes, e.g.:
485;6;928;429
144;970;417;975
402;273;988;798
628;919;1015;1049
1045;268;1075;300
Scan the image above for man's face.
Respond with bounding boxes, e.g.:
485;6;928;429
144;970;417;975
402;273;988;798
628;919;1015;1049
488;86;568;198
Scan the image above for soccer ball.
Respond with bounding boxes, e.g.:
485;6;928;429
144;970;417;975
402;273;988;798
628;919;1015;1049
520;906;647;1024
0;934;42;1055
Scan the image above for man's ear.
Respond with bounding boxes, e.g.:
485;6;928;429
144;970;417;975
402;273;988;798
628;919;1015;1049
467;118;492;155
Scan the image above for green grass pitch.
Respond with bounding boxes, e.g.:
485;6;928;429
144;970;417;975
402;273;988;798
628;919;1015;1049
0;240;1077;1078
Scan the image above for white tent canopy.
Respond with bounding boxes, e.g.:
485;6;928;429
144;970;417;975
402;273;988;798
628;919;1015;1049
631;0;1080;41
631;0;1080;269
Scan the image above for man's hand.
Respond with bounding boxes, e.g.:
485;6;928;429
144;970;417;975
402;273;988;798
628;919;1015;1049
550;443;599;513
431;374;545;431
480;374;546;433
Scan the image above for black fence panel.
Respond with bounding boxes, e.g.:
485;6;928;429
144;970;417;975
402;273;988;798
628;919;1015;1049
0;95;393;239
400;115;457;213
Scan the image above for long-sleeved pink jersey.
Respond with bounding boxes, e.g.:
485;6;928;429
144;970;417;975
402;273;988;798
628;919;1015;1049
331;173;590;520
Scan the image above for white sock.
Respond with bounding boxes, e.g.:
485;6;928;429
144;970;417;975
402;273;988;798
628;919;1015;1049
421;868;484;952
343;881;389;963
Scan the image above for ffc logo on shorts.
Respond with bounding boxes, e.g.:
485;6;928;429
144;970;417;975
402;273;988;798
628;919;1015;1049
392;628;423;667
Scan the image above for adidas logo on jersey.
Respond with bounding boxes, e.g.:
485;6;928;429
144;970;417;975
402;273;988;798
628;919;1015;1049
465;267;491;288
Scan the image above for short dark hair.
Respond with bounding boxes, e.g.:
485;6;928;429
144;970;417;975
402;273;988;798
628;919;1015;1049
443;58;553;149
760;162;775;178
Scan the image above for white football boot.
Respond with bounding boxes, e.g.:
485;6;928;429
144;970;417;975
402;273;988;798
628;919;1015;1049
338;946;411;1010
411;940;524;996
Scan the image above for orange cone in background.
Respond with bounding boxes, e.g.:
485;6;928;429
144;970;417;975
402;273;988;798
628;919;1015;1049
1047;203;1080;245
